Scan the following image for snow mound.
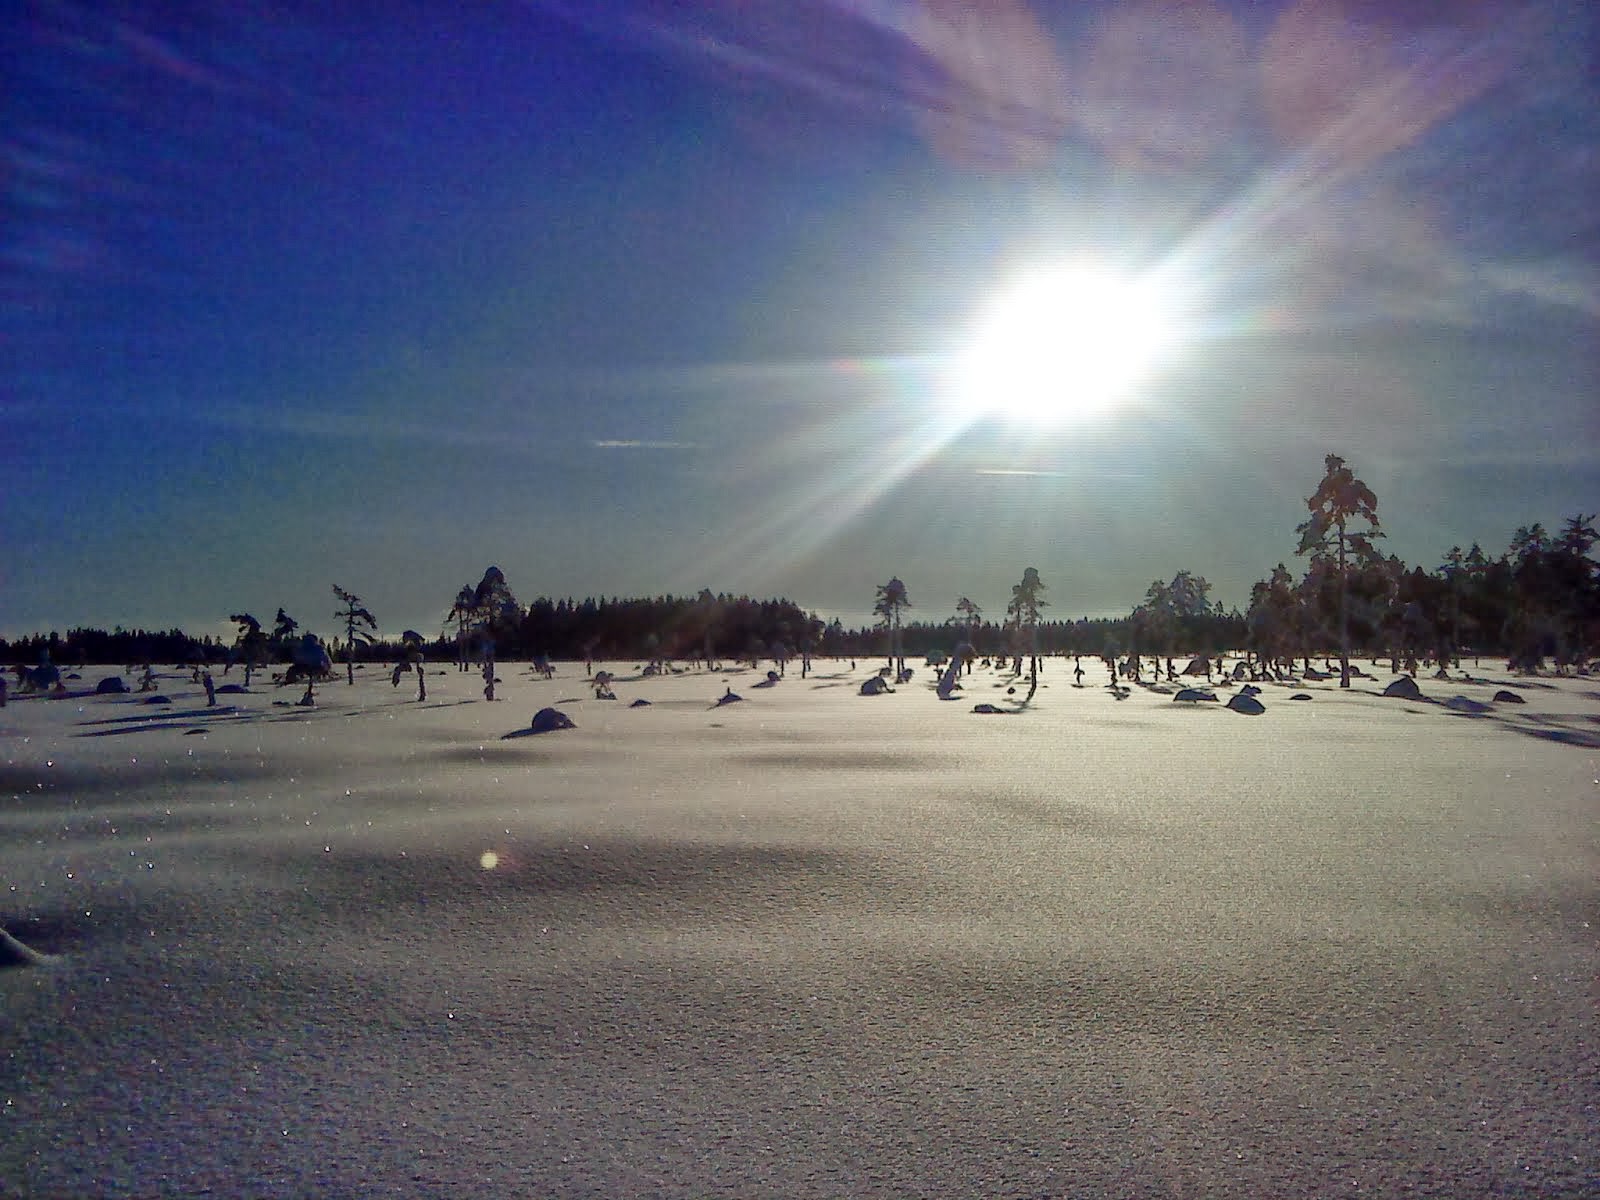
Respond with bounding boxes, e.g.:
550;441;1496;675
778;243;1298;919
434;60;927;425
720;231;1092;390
529;707;575;733
1226;693;1265;715
1382;677;1424;700
1;927;50;969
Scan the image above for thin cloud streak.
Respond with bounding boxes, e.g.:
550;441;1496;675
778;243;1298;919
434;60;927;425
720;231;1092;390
974;468;1069;478
591;440;696;450
1481;260;1600;319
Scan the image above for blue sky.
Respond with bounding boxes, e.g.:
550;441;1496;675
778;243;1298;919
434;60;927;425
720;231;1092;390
4;0;1595;640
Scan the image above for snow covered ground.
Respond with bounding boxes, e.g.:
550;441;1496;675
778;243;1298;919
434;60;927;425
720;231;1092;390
3;658;1596;1197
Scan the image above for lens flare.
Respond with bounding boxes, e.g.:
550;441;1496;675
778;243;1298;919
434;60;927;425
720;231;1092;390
951;265;1178;426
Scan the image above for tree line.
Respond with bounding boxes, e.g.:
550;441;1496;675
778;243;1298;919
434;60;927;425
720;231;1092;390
855;457;1596;679
0;580;829;672
5;457;1595;675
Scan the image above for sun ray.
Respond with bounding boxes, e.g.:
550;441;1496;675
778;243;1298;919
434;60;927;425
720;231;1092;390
656;355;972;598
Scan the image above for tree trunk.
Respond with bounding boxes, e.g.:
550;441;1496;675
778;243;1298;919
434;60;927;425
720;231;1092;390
1337;520;1351;688
1450;578;1461;663
1025;622;1040;701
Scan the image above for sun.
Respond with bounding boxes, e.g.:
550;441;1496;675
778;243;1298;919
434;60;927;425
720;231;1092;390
951;264;1177;426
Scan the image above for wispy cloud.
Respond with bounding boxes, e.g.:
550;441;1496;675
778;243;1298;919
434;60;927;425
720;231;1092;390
1429;445;1600;470
1481;259;1600;319
591;439;695;450
196;405;508;448
493;356;933;405
974;468;1069;478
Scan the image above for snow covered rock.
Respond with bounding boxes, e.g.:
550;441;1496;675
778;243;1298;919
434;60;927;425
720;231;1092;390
529;707;575;733
1382;677;1424;700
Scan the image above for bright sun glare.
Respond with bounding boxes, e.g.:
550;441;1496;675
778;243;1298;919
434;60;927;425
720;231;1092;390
952;264;1176;426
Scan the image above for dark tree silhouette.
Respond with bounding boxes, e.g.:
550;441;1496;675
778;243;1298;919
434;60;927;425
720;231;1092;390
271;608;299;660
1509;523;1549;563
1505;514;1599;669
228;613;267;686
1555;513;1600;665
955;596;982;669
401;629;427;700
1438;545;1468;668
1557;513;1597;559
332;586;377;685
1167;570;1212;645
693;588;722;667
1008;567;1047;701
290;634;332;705
1133;572;1211;671
798;613;825;678
472;566;519;644
447;585;476;670
873;577;911;678
1296;454;1383;687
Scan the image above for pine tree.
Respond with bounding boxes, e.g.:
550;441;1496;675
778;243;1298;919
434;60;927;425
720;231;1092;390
1296;454;1383;687
873;578;911;678
332;586;378;685
1007;567;1048;701
954;596;982;670
228;613;266;686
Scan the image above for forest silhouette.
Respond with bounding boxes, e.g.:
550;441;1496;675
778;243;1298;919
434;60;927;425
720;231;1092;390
6;459;1596;677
